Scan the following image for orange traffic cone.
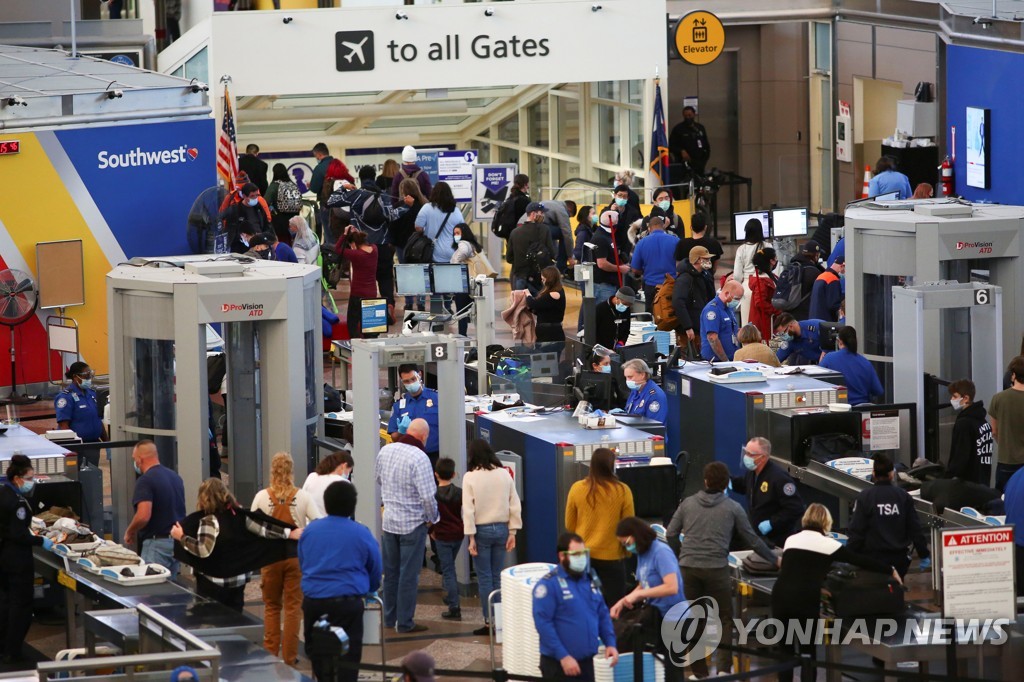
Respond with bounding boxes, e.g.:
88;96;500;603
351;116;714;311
861;165;872;198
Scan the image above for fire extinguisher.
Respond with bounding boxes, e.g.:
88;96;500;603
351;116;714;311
939;155;954;196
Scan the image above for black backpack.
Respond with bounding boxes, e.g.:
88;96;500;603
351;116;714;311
403;230;434;264
491;198;520;240
359;189;389;232
771;260;808;311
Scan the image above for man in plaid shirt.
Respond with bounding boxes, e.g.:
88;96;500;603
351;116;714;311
376;418;439;633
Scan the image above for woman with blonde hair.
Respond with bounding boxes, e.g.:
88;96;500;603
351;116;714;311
564;447;634;605
772;503;901;682
288;215;320;265
251;453;321;665
172;478;301;612
733;323;781;367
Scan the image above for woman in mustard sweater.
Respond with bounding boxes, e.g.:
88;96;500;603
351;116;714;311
565;448;635;606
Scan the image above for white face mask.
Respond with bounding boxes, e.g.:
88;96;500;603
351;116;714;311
950;397;964;411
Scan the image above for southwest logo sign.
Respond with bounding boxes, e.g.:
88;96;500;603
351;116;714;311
97;145;199;169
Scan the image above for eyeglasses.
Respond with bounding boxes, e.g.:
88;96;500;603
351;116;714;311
741;448;764;458
76;371;95;379
564;549;589;557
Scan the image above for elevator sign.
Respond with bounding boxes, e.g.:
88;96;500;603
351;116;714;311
674;11;725;66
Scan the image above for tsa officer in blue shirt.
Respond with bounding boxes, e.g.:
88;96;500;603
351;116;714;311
387;364;440;466
700;280;743;362
55;361;106;466
818;326;884;405
772;313;827;366
533;533;618;681
621;359;667;424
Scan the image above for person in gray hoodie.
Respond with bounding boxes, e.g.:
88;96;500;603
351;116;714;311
665;461;777;677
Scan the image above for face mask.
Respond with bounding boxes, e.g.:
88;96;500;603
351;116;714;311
779;332;793;343
405;379;422;395
702;261;713;271
241;238;250;248
614;197;628;207
950;397;964;411
742;454;757;471
246;198;258;207
133;462;142;476
454;235;462;243
615;303;628;313
839;272;846;280
727;299;740;310
591;215;599;225
80;378;93;390
626;379;640;391
624;541;637;555
567;553;589;574
658;200;672;211
599;364;611;374
18;479;34;495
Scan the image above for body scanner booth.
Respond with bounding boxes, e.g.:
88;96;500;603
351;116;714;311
107;258;323;537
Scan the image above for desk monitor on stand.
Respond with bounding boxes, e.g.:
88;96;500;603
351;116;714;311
574;371;614;412
733;210;770;243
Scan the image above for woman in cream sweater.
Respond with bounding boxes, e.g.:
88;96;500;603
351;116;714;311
462;439;522;635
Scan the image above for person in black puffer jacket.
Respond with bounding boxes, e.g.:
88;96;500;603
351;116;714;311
673;245;715;350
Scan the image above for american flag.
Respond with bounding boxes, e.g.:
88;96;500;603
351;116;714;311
217;83;239;191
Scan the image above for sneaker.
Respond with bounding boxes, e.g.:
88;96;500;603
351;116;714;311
396;623;428;634
441;608;462;620
473;624;491;636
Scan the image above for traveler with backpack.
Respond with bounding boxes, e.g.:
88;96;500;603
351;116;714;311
809;255;845;322
391;179;429;309
450;224;484;336
506;202;556;295
649;187;684;236
732;219;772;325
774;241;824;321
266;164;302;246
220;182;271;245
519;200;576;274
599;184;641;259
630;215;678;313
673;211;723;269
490;174;531;242
772;313;828;366
413;181;459;267
748;247;780;341
672;245;716;351
390;145;433;202
288;216;320;265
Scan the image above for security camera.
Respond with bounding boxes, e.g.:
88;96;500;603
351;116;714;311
189;80;209;93
3;96;27;107
282;16;292;24
592;4;603;11
972;16;992;27
395;12;408;20
107;89;124;99
484;8;494;16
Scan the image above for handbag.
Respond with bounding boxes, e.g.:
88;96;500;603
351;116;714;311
612;603;661;653
467;250;498;278
824;563;905;617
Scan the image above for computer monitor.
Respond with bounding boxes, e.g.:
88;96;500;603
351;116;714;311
873;191;899;201
394;264;431;295
771;207;809;238
619;341;659;367
818;322;844;352
733;210;770;242
574;371;613;412
431;263;470;294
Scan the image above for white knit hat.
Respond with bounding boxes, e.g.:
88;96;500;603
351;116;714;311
402;145;417;163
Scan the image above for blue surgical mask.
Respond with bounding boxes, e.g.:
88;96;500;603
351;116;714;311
626;379;640;391
134;462;142;476
599;364;611;374
727;299;740;311
81;378;93;390
454;235;462;243
246;198;258;207
624;541;637;555
405;380;422;395
590;215;599;226
779;332;793;343
742;454;757;471
18;479;34;495
614;197;628;207
615;303;628;313
658;200;672;211
567;553;589;574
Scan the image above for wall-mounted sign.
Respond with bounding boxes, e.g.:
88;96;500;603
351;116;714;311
674;10;725;66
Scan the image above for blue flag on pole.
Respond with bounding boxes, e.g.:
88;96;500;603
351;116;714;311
649;82;670;186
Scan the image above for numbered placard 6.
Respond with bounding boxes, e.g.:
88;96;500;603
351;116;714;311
974;288;991;306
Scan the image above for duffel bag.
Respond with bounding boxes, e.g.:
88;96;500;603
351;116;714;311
823;562;904;617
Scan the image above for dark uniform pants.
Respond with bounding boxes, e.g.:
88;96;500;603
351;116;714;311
540;654;596;681
303;595;365;682
0;565;35;658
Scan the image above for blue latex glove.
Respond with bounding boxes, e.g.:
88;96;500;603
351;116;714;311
42;537;54;551
758;520;772;536
609;408;625;415
918;557;932;571
397;414;411;434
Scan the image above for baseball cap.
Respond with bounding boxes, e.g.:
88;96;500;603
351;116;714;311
833;255;846;265
401;651;437;682
615;286;636;305
800;239;821;254
525;201;548;214
689;245;712;265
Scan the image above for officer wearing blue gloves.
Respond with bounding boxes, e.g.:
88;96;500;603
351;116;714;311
0;455;47;665
55;361;106;466
621;359;667;424
772;313;827;366
731;437;805;548
533;533;618;681
387;364;441;467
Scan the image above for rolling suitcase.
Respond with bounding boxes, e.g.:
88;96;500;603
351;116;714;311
823;563;905;617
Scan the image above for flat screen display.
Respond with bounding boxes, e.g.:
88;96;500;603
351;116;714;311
771;207;808;238
733;210;770;242
966;106;989;189
873;191;899;201
394;264;431;295
431;263;470;294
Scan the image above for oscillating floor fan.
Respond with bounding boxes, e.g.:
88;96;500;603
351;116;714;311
0;269;38;405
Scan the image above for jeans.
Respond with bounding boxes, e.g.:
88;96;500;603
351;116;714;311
472;523;509;621
262;557;303;664
512;277;539;296
593;282;619;303
381;525;427;631
996;463;1023;492
452;293;473;336
540;654;595;681
303;596;364;682
434;538;464;610
140;537;179;578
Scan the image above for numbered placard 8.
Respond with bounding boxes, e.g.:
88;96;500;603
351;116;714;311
429;343;449;361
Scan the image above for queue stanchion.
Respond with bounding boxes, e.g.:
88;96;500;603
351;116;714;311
363;593;386;682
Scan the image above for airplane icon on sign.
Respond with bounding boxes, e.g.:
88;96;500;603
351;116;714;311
341;37;368;65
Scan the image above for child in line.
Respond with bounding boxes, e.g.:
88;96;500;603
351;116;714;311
433;457;465;620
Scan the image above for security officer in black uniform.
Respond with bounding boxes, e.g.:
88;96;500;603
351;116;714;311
847;453;931;578
668;105;711;177
732;436;805;547
0;455;51;665
55;361;106;466
617;358;667;424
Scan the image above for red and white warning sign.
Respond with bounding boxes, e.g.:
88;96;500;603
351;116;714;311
941;526;1016;620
